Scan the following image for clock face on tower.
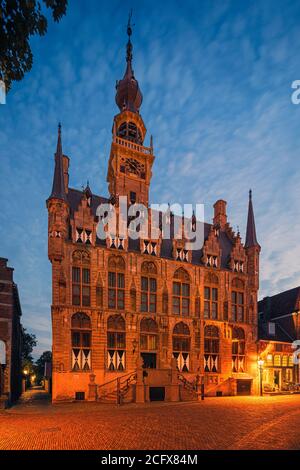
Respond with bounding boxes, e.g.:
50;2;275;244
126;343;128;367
120;157;146;179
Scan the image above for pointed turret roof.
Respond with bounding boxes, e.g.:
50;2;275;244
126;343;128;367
49;123;67;202
245;189;259;248
115;11;143;113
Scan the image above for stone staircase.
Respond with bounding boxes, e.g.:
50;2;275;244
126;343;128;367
177;373;203;401
97;371;137;404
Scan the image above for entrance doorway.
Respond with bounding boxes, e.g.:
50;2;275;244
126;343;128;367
149;387;165;401
274;369;281;389
236;379;252;395
141;352;156;369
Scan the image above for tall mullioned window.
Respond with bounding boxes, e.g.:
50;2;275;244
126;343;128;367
108;255;125;310
231;278;245;322
204;272;219;320
232;327;245;372
141;277;157;313
140;318;158;369
172;268;190;316
71;312;91;371
204;287;218;319
140;261;157;313
107;314;126;371
72;250;91;307
172;322;190;372
204;325;219;373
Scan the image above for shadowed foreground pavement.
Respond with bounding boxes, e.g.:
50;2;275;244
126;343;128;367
1;389;300;450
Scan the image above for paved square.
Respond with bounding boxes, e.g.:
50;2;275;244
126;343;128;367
1;390;300;450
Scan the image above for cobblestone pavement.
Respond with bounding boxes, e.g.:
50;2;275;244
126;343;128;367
1;389;300;450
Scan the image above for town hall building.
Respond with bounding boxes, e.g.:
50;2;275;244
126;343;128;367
47;23;262;402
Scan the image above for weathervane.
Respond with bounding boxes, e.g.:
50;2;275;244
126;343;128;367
127;9;134;38
126;9;134;63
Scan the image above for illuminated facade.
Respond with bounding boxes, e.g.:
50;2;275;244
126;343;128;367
47;24;262;402
258;287;300;392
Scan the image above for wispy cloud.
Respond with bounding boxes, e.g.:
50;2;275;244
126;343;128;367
1;0;300;356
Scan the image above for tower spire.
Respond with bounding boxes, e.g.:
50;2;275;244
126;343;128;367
115;11;143;113
245;189;259;248
49;123;67;201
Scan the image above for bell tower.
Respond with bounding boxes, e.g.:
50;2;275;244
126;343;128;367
106;14;155;207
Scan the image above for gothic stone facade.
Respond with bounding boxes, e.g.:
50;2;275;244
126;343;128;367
47;29;261;402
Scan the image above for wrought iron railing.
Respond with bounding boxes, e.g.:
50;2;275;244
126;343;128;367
97;371;137;405
177;373;203;399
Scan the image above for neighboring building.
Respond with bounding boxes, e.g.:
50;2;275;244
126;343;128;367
47;24;262;402
258;287;300;392
0;258;23;406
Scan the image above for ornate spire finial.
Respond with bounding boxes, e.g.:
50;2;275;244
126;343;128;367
126;9;134;63
56;122;62;154
249;188;252;200
127;9;133;37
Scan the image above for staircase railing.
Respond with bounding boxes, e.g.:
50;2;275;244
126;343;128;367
97;371;137;405
177;373;204;400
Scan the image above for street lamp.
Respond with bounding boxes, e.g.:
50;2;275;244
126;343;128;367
258;358;264;396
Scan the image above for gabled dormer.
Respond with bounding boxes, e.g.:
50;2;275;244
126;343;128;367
72;185;95;246
229;232;246;273
202;226;221;268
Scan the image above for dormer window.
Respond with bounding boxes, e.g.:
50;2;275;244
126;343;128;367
50;230;61;238
176;248;189;262
234;260;244;272
214;227;220;237
76;228;92;245
108;236;125;250
143;240;157;256
207;255;218;268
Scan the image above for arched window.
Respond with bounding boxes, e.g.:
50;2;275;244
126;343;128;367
72;250;91;307
204;273;219;320
172;322;190;372
204;325;219;373
232;327;245;372
117;121;142;144
107;314;126;371
140;318;158;369
108;256;125;310
231;278;245;322
172;268;190;316
71;313;91;371
141;262;157;313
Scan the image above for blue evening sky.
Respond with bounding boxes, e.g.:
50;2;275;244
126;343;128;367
1;0;300;356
